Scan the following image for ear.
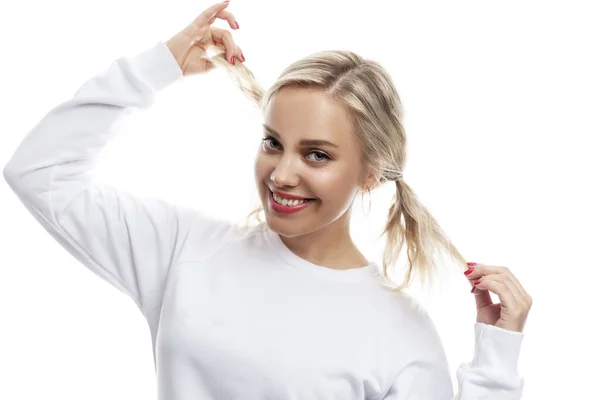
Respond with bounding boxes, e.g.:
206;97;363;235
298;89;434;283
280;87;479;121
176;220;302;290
360;171;380;191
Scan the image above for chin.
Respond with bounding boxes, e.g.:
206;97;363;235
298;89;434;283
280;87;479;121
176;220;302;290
265;214;296;235
264;213;312;238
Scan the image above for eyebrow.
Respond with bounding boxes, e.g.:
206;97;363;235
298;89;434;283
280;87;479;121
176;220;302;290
262;124;339;149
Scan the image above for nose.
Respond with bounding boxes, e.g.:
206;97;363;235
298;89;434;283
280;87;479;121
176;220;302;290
270;157;299;188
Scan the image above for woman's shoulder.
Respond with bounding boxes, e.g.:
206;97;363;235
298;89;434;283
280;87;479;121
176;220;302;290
177;214;268;261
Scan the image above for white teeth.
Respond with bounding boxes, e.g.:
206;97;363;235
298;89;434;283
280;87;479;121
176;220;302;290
272;191;310;206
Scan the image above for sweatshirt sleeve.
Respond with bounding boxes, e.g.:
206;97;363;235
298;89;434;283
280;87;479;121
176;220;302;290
382;322;525;400
3;41;222;319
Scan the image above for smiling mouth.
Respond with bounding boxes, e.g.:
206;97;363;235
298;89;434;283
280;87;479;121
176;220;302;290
269;189;316;206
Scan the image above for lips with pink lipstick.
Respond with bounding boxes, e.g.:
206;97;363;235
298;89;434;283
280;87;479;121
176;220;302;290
268;188;316;214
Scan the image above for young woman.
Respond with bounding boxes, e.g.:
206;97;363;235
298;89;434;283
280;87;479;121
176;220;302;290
4;1;532;399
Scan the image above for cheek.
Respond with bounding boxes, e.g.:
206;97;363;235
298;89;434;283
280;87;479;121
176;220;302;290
312;170;355;200
254;151;269;179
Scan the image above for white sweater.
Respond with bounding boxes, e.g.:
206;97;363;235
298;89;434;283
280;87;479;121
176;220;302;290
3;41;525;400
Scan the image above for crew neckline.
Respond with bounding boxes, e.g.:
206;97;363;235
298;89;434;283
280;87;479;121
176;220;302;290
263;224;381;284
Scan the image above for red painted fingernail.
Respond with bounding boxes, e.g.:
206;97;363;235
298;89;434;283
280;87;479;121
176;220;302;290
230;56;235;65
464;269;474;275
235;21;240;29
471;286;476;293
241;52;245;62
467;262;477;266
474;280;482;285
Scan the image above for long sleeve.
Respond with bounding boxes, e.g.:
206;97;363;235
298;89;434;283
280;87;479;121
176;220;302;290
3;41;224;320
382;322;525;400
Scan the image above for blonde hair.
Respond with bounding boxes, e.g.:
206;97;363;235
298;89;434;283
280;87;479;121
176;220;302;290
205;45;468;291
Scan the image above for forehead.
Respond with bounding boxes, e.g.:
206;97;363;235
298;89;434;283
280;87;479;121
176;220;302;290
264;87;356;144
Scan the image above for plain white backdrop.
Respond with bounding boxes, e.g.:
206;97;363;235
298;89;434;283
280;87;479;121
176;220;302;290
1;0;598;398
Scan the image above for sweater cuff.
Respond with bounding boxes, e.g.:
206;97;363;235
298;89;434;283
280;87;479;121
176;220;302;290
128;41;183;92
471;322;524;374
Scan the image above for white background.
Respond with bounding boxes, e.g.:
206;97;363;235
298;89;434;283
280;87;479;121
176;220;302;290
1;0;598;398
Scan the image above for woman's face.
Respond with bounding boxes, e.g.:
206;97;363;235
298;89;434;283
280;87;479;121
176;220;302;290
254;86;372;237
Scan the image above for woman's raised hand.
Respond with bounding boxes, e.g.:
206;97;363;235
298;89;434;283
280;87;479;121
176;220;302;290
464;262;533;333
166;1;244;77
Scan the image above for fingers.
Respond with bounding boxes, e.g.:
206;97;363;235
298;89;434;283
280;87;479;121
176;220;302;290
472;273;519;311
464;263;499;308
211;28;244;64
464;263;491;299
187;1;242;65
466;264;528;299
235;45;245;63
472;282;493;310
207;9;239;30
191;1;232;28
465;263;533;311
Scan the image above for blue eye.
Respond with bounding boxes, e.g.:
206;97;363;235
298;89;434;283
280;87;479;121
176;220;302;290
261;136;331;163
306;151;330;162
261;136;279;149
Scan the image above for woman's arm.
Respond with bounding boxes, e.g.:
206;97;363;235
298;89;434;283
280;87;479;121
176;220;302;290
382;322;524;399
3;41;236;320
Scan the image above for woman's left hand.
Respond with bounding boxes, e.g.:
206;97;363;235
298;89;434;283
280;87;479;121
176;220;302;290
464;263;533;333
